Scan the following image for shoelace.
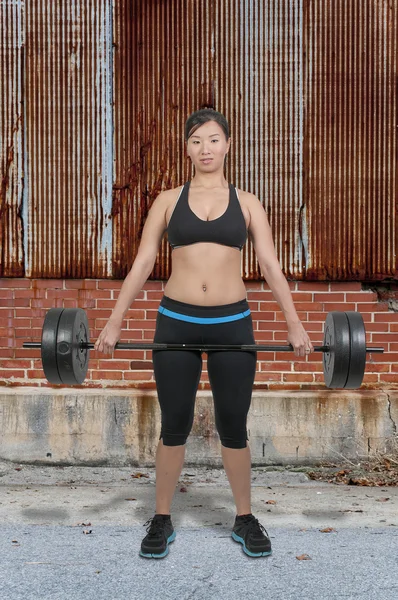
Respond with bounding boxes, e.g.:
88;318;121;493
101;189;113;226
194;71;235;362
143;516;168;537
238;516;269;538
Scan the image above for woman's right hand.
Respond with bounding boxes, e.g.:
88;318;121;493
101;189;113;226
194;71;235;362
94;319;122;354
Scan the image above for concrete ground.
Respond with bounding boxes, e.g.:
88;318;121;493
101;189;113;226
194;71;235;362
0;462;397;599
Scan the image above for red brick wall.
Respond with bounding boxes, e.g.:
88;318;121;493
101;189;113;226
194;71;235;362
0;278;397;390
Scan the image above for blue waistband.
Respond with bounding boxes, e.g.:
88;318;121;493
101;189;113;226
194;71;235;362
158;306;251;324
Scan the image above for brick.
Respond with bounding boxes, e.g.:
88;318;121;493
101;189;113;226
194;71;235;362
65;280;97;289
306;312;327;322
314;293;346;302
132;301;161;312
31;299;61;309
379;374;398;383
244;281;265;291
269;383;301;390
145;291;164;301
1;298;26;308
364;323;389;332
253;332;275;342
25;370;46;378
78;290;112;300
96;280;123;289
250;292;275;301
125;310;147;322
363;373;379;383
0;370;26;378
257;302;283;312
293;362;323;372
0;290;13;299
297;282;330;291
368;352;398;363
346;292;378;302
283;373;314;382
389;343;398;352
79;299;96;309
123;372;153;380
143;281;164;290
0;337;14;347
291;292;314;302
96;300;119;309
15;349;40;358
63;300;79;308
276;311;307;322
130;361;153;370
0;279;31;288
91;371;123;380
391;324;398;332
250;311;276;321
371;333;397;343
374;313;398;323
256;351;276;361
98;360;131;370
33;279;65;289
329;282;362;291
0;309;15;318
0;360;30;368
294;302;324;311
258;322;289;331
46;290;78;299
259;362;292;372
355;303;389;312
254;372;282;381
364;363;390;373
322;303;356;311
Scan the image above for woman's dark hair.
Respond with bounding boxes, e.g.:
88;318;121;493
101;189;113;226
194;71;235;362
185;108;230;141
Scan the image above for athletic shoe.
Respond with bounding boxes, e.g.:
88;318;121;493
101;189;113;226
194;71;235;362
232;514;272;557
139;514;176;559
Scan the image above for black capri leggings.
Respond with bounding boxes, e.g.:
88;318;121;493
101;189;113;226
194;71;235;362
152;295;257;449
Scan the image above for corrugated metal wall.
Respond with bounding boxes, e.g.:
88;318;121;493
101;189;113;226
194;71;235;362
0;0;24;276
1;0;397;280
1;0;113;278
304;0;397;280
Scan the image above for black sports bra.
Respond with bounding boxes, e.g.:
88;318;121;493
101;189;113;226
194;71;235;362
166;181;248;250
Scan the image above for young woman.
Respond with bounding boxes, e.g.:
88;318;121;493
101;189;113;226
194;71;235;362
94;108;313;559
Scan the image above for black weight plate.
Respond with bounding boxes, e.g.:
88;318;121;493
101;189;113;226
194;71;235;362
323;312;350;388
56;308;90;385
344;311;366;389
41;308;64;384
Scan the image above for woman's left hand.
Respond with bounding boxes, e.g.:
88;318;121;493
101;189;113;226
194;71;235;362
287;321;314;357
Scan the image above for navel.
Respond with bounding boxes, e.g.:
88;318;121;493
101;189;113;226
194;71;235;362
202;284;207;292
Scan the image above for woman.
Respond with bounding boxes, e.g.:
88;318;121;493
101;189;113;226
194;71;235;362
94;108;313;559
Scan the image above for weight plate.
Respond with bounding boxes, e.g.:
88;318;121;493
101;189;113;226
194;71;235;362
323;312;350;388
41;308;64;384
344;311;366;389
56;308;90;385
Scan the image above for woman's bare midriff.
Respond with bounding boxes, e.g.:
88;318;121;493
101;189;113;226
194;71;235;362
164;242;247;306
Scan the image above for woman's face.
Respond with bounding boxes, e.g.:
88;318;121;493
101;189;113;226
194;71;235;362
186;120;230;173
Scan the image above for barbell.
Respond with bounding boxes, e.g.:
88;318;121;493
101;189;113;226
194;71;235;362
22;307;384;388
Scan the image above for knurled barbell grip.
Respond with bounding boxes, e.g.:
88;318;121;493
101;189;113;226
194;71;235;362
22;341;385;353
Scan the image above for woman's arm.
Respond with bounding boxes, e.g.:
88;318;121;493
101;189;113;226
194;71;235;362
244;192;313;356
94;190;171;353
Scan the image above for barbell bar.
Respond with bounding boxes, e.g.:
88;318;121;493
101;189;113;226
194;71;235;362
23;308;384;388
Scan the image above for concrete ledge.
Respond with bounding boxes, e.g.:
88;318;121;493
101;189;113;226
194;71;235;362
0;388;396;466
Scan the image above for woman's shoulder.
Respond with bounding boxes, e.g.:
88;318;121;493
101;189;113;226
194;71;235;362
157;184;185;202
234;187;258;208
